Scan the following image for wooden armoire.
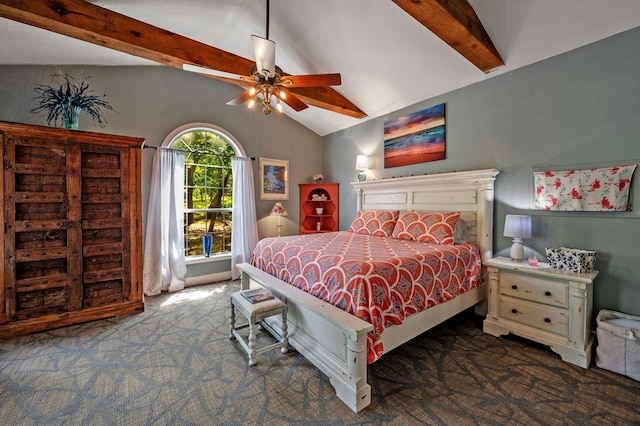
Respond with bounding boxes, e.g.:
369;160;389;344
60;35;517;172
0;121;144;338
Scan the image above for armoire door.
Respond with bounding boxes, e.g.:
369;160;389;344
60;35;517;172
2;133;82;323
80;143;135;308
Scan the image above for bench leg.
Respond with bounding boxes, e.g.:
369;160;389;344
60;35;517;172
248;321;257;366
229;300;236;340
281;307;288;354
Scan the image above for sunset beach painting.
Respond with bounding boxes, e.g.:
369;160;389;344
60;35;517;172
384;103;446;168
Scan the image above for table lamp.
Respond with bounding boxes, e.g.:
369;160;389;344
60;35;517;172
270;202;288;237
355;155;368;181
504;214;531;262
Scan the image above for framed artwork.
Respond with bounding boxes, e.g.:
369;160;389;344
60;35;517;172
383;103;446;168
259;157;289;200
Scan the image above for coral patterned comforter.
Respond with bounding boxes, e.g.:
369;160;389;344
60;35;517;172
250;231;483;363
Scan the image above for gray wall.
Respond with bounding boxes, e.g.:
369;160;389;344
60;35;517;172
324;27;640;316
2;26;639;315
0;65;322;278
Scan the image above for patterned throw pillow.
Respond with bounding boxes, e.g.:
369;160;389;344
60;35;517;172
453;218;471;244
391;211;461;245
349;210;399;237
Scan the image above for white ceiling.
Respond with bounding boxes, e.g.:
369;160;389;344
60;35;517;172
2;0;640;136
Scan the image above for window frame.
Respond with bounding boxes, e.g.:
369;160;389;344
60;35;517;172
160;123;247;262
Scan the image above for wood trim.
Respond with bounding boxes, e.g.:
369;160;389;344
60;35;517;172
67;142;83;311
0;0;366;118
0;302;144;339
392;0;504;73
0;131;6;324
2;135;16;323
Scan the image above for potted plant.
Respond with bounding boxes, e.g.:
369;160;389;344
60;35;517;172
29;73;115;129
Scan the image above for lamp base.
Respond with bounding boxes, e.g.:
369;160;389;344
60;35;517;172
510;239;525;262
357;171;366;181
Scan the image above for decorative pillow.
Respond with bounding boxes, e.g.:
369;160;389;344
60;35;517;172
391;211;461;245
349;210;399;237
453;218;471;244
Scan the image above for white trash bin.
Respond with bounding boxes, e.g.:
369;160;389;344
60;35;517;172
595;309;640;381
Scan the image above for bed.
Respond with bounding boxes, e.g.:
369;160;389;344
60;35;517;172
236;168;499;412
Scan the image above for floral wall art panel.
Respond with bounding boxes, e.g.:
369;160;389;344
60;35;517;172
533;164;636;211
383;103;446;168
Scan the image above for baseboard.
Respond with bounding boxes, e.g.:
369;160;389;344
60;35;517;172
185;271;233;287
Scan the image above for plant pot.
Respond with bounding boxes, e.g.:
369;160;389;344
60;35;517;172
63;106;81;130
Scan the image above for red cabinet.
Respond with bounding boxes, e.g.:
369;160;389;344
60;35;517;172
299;183;339;234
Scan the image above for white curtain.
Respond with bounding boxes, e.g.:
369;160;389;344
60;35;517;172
231;157;259;280
143;149;187;296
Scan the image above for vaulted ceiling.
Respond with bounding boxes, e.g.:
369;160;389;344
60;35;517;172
2;0;640;136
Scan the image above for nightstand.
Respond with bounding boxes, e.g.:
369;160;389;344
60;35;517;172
483;256;598;368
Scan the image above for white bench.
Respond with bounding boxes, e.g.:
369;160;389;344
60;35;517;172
229;290;288;366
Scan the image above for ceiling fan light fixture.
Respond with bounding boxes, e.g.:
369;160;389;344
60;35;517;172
188;0;342;117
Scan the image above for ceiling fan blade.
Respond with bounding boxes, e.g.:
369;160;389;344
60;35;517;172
183;64;243;79
251;35;276;77
226;88;255;106
282;73;342;88
277;87;309;112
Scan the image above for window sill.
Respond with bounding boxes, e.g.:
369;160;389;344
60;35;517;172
186;252;231;265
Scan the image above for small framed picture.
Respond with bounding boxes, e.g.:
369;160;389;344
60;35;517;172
259;157;289;200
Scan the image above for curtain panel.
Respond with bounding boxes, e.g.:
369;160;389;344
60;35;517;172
231;157;259;280
143;149;187;295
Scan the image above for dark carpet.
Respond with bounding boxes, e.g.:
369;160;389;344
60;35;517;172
1;281;639;425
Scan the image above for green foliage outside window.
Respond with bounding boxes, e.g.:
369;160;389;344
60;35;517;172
170;130;236;256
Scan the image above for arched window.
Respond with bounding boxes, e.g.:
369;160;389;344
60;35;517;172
163;123;246;258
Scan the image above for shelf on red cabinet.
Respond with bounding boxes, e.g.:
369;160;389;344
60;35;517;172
299;182;339;234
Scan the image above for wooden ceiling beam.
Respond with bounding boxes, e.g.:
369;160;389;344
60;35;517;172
392;0;504;73
0;0;366;118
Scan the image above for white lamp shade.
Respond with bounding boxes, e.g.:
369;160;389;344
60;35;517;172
270;202;288;216
355;154;368;171
503;215;531;239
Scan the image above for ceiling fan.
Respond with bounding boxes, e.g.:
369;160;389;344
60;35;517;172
183;0;342;115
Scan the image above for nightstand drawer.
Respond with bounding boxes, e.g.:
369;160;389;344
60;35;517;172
499;297;568;336
499;272;568;308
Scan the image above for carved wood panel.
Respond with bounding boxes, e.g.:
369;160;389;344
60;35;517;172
1;121;144;337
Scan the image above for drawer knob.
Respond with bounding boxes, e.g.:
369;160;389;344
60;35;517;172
544;318;551;323
544;291;551;296
511;285;518;290
511;308;518;314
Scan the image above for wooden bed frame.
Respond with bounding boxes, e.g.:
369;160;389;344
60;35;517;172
236;168;499;412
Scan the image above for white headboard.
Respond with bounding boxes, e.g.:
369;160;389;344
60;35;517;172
352;169;500;261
